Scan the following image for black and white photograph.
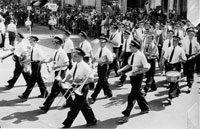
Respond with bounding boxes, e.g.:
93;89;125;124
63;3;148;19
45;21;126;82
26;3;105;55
0;0;199;128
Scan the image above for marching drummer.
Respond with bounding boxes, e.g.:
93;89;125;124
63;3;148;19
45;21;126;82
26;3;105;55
61;48;97;128
162;36;187;104
39;36;71;113
5;33;31;89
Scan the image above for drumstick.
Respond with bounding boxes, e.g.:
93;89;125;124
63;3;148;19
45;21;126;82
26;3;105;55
0;52;14;62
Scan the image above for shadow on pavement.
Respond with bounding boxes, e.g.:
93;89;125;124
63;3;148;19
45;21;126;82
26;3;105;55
0;99;30;107
1;109;45;124
71;112;144;129
103;94;127;108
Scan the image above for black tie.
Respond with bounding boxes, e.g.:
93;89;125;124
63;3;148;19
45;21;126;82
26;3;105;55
130;54;135;65
189;40;192;55
110;33;113;40
121;33;124;44
80;42;83;48
72;64;77;80
124;39;128;52
99;48;102;58
168;40;171;47
177;30;179;37
169;47;175;63
53;51;58;64
30;49;33;61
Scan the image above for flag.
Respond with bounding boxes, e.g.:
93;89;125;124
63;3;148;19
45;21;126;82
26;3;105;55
187;0;200;26
30;0;48;8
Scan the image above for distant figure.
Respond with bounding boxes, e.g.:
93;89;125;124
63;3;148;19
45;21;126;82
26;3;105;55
25;17;32;32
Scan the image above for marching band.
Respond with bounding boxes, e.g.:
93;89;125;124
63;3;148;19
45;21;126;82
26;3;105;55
1;15;200;128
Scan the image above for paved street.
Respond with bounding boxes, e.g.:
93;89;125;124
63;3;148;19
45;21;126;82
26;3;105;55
0;25;199;129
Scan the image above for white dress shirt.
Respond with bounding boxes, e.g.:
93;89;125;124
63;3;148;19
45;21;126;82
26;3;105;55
128;51;150;72
162;38;173;52
109;30;121;48
68;60;93;83
31;44;46;61
53;47;69;71
94;46;113;64
63;38;74;53
182;37;200;55
79;40;92;57
14;39;30;57
122;37;132;52
7;22;17;33
164;46;186;64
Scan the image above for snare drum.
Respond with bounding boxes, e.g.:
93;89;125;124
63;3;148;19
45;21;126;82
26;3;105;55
166;71;181;82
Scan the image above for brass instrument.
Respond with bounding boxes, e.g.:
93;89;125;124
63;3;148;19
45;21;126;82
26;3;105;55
20;51;32;75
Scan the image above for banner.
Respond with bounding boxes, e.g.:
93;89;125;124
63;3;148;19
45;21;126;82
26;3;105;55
45;3;58;11
187;0;200;26
82;0;95;6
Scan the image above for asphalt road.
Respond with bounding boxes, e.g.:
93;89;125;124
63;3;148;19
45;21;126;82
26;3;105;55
0;25;199;129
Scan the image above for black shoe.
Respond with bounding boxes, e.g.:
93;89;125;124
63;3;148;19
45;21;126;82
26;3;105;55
118;116;129;124
167;98;172;105
39;106;49;113
105;94;112;98
5;85;14;89
88;98;95;104
140;110;150;114
86;120;97;126
18;95;28;101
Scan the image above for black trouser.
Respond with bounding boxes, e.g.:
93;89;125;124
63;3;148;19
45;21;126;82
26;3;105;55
83;56;94;89
43;70;73;110
0;33;5;48
91;64;112;100
22;61;48;98
166;62;181;99
7;55;30;87
183;55;195;87
8;31;16;46
196;54;200;73
122;74;149;116
107;47;119;77
144;58;157;93
62;84;97;128
119;52;132;84
67;53;73;70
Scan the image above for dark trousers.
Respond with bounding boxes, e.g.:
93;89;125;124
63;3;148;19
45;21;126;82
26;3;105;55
91;64;112;100
119;52;132;83
62;84;97;128
196;54;200;73
22;62;48;98
43;71;73;109
0;34;5;48
166;62;181;99
107;47;119;77
8;31;16;46
83;56;94;89
122;74;149;116
7;55;30;86
183;55;195;87
144;58;157;93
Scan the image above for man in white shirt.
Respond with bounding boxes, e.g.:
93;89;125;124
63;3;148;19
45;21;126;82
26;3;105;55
39;36;71;113
5;33;31;89
107;24;121;77
117;30;132;87
162;36;187;104
88;36;113;104
18;36;48;101
0;16;6;49
63;29;74;69
117;39;150;124
7;20;17;46
182;29;200;93
61;48;97;128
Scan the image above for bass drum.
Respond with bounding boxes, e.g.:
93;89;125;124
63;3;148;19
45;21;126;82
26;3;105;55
166;71;181;82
